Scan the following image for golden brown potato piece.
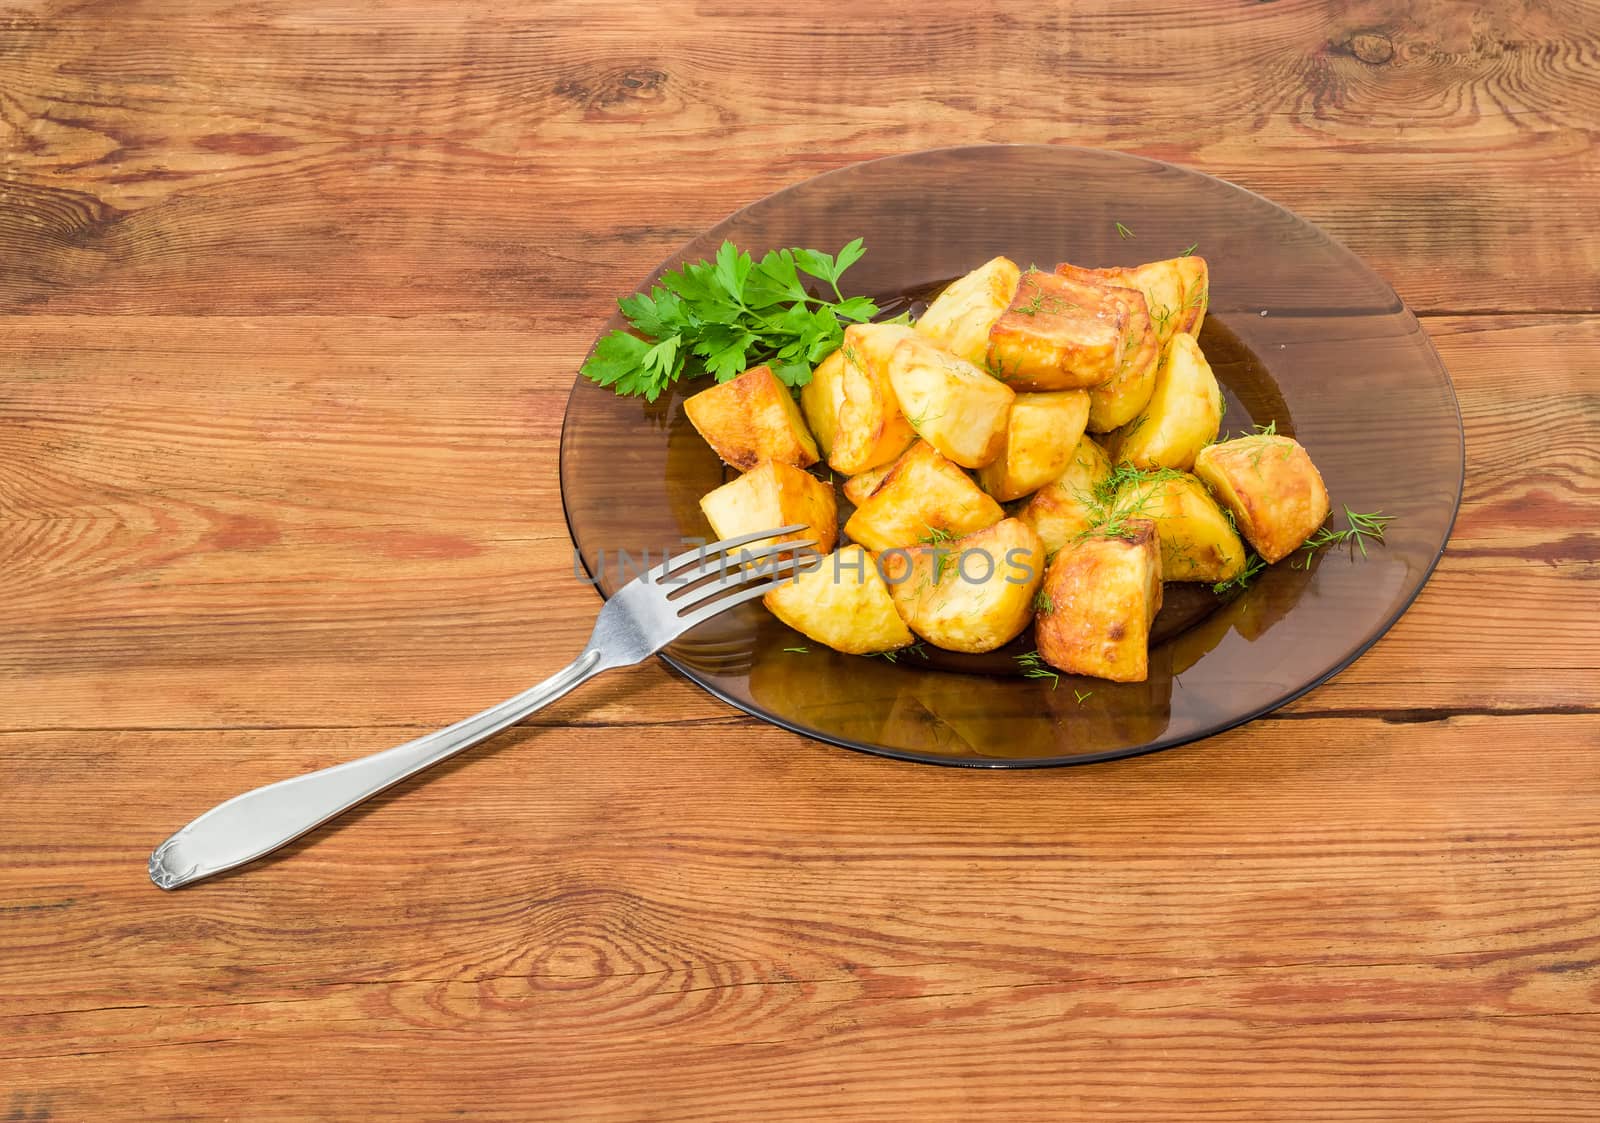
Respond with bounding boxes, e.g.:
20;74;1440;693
986;270;1129;391
1084;256;1209;345
1018;435;1115;555
976;390;1091;502
843;441;1004;552
1035;520;1163;682
699;459;838;556
881;518;1045;653
1193;434;1331;563
914;255;1022;366
798;348;848;459
830;323;919;474
1116;472;1246;583
1055;264;1161;432
764;545;915;655
684;365;820;471
1110;333;1222;471
842;459;897;507
886;335;1014;469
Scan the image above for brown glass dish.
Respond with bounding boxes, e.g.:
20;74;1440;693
559;145;1464;767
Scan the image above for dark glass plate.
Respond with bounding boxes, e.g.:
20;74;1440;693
558;145;1464;767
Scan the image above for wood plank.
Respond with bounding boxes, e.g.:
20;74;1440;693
0;314;1592;728
2;2;1597;316
2;716;1597;1118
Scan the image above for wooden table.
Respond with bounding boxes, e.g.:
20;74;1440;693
3;2;1596;1118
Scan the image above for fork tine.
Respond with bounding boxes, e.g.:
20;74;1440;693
663;538;818;597
673;572;813;633
644;524;809;585
669;543;819;605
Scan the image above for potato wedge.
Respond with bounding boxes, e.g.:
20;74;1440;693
1193;434;1331;563
976;390;1091;502
881;518;1045;653
914;255;1022;366
843;440;1004;552
764;545;915;655
684;364;820;471
986;270;1129;391
699;459;838;556
1110;332;1221;471
831;323;919;474
1116;472;1246;583
798;348;848;459
1017;435;1114;555
1035;520;1163;682
886;335;1014;469
1082;256;1209;346
1055;264;1160;431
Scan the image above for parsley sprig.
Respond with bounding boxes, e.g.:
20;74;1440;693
581;239;879;401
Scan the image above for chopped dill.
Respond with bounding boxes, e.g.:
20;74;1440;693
1291;507;1395;568
1180;242;1197;257
1212;554;1266;595
1115;222;1135;240
1073;689;1094;704
783;646;809;654
1016;649;1060;689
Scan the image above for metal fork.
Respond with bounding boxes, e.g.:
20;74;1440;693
148;526;814;890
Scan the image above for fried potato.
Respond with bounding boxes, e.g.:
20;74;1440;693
830;323;919;474
842;459;897;507
1055;264;1160;432
684;364;820;471
1035;520;1163;683
1193;434;1331;563
975;390;1091;502
914;255;1022;366
798;348;847;459
1082;256;1209;346
986;270;1129;391
1110;333;1222;471
1116;472;1246;583
763;545;915;655
843;441;1004;552
881;518;1045;653
699;459;838;556
886;335;1014;469
1017;435;1115;554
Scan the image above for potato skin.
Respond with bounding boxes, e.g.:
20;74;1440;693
1055;264;1161;432
798;348;848;458
763;545;915;655
843;440;1004;552
699;459;838;556
1017;435;1115;555
684;365;820;471
1035;520;1163;683
1193;435;1331;563
886;335;1015;469
915;256;1022;366
1111;332;1222;472
1117;472;1246;583
831;323;920;474
986;270;1128;391
976;390;1091;502
881;518;1046;653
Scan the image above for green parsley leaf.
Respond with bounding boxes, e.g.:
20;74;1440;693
581;239;880;400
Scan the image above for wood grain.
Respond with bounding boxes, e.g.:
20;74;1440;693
2;0;1598;1120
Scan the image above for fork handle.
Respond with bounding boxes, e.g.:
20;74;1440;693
148;650;607;890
